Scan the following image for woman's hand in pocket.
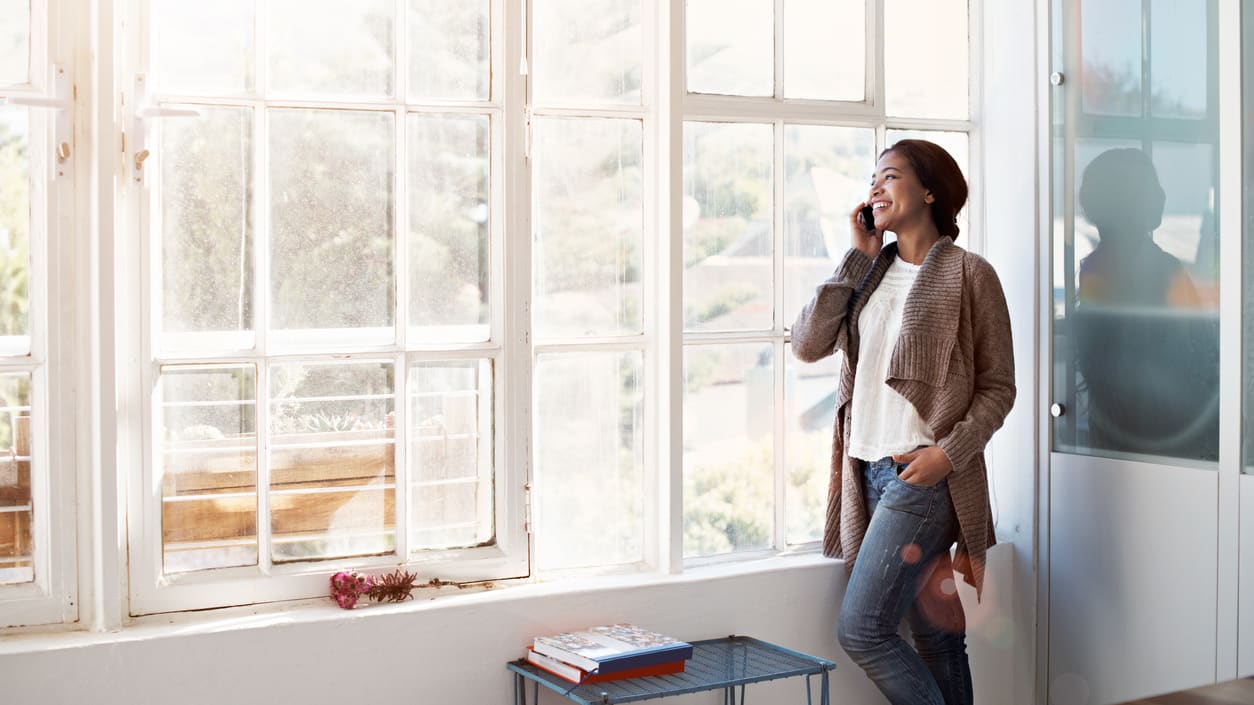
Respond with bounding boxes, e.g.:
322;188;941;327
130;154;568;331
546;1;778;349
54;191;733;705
891;446;953;487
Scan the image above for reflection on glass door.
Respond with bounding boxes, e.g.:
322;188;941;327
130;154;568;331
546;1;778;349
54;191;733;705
1052;0;1220;465
1245;5;1254;475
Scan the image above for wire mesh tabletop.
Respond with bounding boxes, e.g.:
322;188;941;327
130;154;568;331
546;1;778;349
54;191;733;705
507;635;836;705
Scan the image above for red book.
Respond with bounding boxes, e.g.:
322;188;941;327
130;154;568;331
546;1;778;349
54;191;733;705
525;647;685;684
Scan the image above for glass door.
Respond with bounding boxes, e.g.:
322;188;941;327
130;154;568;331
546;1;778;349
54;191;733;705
1048;1;1228;702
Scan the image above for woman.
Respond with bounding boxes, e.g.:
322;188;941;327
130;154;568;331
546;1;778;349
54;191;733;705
792;140;1015;705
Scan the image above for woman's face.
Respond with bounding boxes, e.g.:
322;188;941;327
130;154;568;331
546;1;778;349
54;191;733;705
868;150;934;233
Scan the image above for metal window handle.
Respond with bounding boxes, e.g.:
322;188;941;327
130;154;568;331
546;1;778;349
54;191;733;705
1050;403;1066;418
128;73;201;187
2;64;74;179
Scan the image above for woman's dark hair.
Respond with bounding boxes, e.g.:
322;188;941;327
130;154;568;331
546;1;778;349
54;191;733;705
880;139;968;240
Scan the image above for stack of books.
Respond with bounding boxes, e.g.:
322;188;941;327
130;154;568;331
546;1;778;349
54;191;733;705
526;623;694;685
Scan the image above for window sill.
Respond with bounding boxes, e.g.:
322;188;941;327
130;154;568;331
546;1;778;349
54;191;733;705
0;551;840;656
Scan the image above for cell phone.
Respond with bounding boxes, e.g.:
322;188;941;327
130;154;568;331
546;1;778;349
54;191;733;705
860;204;876;233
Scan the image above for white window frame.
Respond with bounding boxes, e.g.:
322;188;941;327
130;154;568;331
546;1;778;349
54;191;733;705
0;0;79;629
677;0;981;565
0;0;983;623
525;0;661;577
121;0;532;615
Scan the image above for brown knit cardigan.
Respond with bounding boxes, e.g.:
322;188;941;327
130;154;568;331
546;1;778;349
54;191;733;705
791;238;1016;599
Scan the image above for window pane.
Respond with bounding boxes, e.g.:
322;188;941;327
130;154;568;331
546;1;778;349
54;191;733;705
1150;0;1209;119
267;0;394;98
159;366;257;574
0;107;29;354
885;0;969;119
151;0;253;94
683;121;772;332
269;361;395;562
534;351;643;570
0;0;29;85
533;118;643;338
784;124;876;323
784;0;863;101
407;0;490;101
408;114;489;340
409;361;493;551
784;344;836;544
0;373;31;584
1080;0;1141;117
684;344;774;557
533;0;641;105
1054;141;1219;463
687;0;772;96
269;109;395;341
160;107;253;346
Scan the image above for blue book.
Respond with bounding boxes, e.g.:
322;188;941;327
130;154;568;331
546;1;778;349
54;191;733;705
532;624;694;675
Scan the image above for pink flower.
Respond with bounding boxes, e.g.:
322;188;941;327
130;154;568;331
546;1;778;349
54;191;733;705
329;570;375;609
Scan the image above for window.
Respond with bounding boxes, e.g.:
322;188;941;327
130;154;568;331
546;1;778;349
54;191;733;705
0;0;77;628
681;0;974;559
128;0;521;613
76;0;980;616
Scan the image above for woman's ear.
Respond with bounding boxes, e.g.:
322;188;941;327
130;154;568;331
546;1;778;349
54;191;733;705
924;192;935;204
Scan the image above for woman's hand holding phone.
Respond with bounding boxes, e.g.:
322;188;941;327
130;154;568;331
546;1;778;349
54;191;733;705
850;202;882;259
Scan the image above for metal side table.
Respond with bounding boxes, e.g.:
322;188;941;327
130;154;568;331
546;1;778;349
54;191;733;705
507;635;836;705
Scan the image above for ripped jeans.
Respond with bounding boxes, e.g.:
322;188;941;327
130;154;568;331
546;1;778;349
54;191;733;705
836;455;972;705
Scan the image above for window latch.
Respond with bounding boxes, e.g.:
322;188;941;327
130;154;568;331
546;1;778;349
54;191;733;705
127;73;200;187
2;64;74;180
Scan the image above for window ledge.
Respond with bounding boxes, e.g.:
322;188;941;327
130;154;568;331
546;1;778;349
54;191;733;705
0;551;841;656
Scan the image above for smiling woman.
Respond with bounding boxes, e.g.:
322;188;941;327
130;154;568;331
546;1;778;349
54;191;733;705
792;137;1011;705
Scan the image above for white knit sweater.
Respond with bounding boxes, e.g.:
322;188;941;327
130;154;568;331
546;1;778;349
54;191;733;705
848;256;936;461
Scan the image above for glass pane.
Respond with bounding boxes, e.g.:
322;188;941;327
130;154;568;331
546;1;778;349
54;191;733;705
1150;0;1209;119
408;114;489;341
683;121;772;332
784;0;863;101
1080;0;1142;116
885;0;969;119
1246;7;1254;474
785;343;837;545
407;0;490;101
269;361;395;562
684;343;774;557
269;109;394;342
409;361;493;551
533;0;641;105
1054;141;1219;463
151;0;253;94
159;366;257;574
885;130;971;237
534;351;643;570
0;373;32;584
784;125;876;323
0;0;29;85
160;107;253;346
267;0;395;97
686;0;772;96
533;118;643;338
0;107;29;354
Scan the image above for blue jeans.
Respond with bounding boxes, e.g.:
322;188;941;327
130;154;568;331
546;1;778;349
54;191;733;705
836;455;972;705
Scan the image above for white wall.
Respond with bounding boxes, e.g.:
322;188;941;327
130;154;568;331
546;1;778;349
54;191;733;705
1240;476;1254;677
0;548;1016;705
976;0;1041;703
